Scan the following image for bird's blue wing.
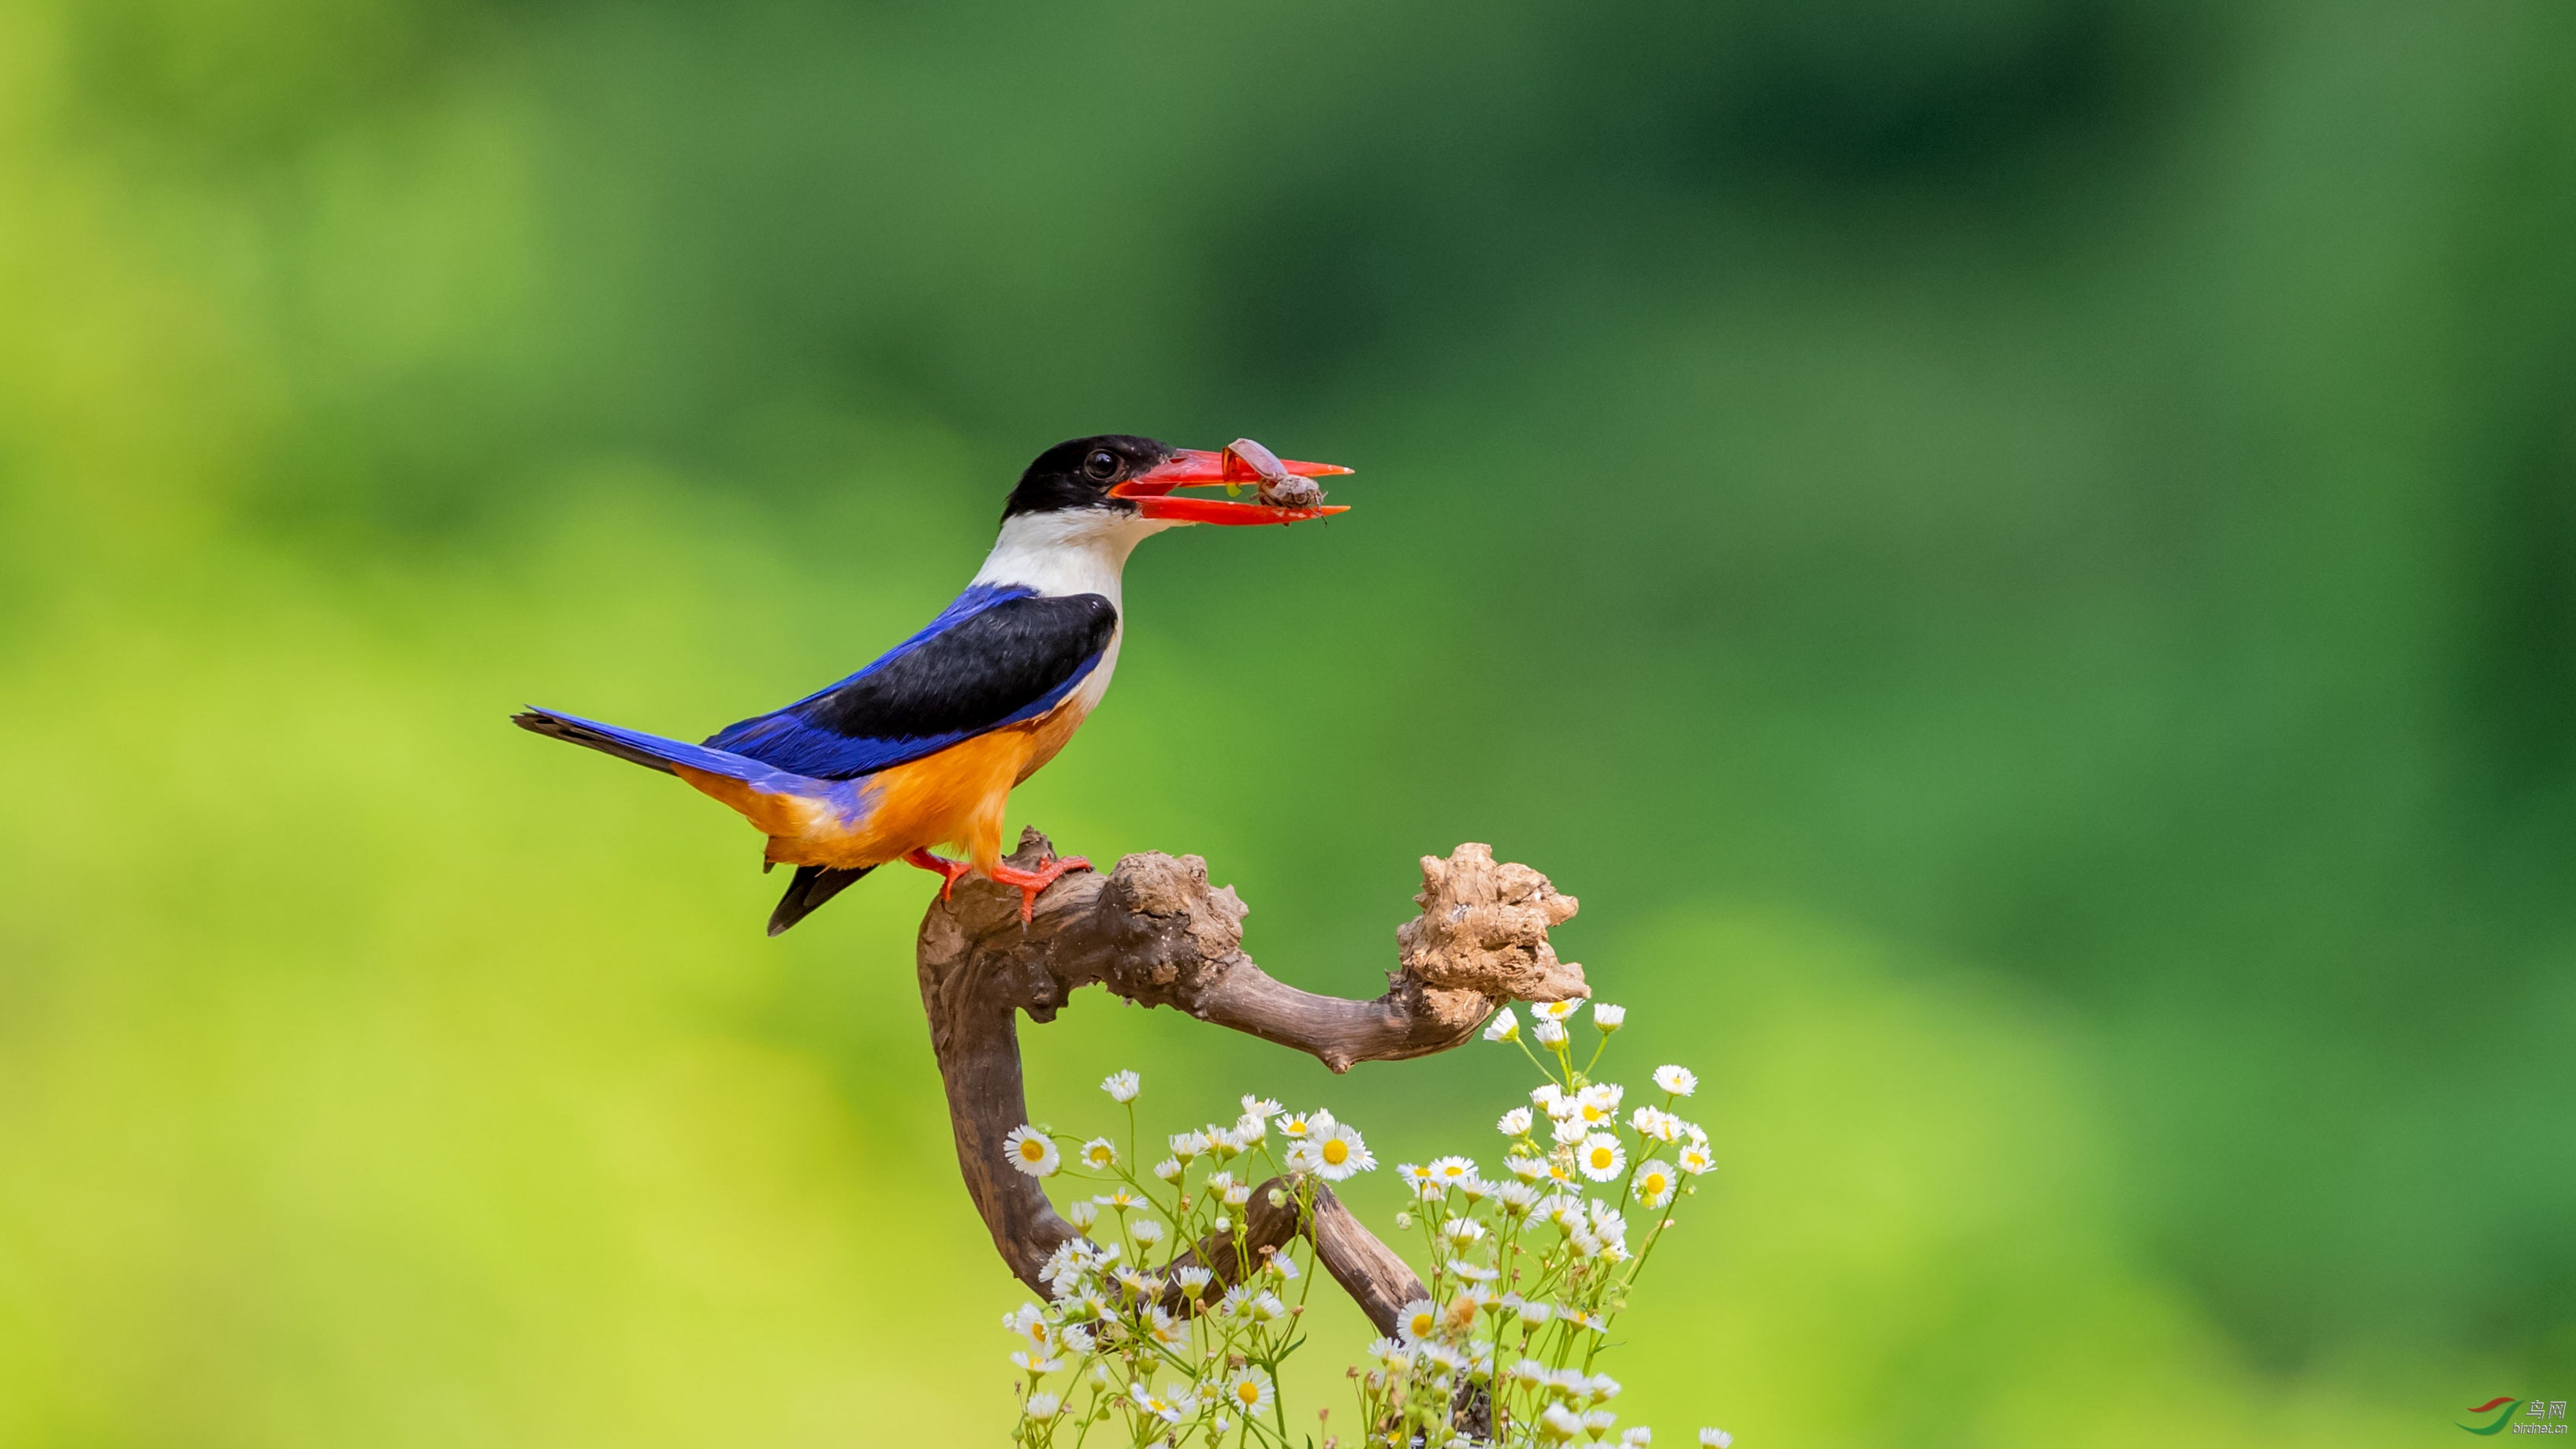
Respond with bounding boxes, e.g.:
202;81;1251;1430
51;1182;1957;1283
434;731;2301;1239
704;584;1120;780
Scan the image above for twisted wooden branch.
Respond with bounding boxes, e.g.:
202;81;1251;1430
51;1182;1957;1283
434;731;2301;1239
914;829;1584;1337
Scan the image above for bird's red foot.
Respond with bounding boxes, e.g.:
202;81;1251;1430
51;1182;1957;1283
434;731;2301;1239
902;849;975;900
988;853;1094;923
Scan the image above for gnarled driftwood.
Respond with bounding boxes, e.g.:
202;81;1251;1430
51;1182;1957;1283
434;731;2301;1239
915;829;1584;1337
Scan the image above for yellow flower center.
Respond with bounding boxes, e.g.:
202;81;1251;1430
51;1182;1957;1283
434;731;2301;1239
1591;1147;1614;1168
1322;1138;1349;1166
1409;1313;1435;1337
1235;1382;1260;1406
1019;1140;1046;1161
1644;1172;1668;1194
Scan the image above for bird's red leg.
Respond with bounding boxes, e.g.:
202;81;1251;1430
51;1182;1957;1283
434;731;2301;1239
987;851;1094;924
902;848;975;901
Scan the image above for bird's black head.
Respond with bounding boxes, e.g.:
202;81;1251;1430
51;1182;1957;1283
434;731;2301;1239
1000;435;1174;523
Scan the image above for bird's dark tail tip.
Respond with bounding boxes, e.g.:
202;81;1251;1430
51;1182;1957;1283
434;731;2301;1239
768;863;874;936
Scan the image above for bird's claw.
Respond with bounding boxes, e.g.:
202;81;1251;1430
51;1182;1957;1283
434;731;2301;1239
989;854;1094;923
902;848;976;900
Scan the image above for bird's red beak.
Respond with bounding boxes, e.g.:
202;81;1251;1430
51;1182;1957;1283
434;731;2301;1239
1109;441;1353;525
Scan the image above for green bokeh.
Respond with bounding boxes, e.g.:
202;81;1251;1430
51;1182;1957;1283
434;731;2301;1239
4;0;2570;1442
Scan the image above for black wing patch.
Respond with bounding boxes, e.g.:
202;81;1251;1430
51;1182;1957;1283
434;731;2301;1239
705;592;1118;779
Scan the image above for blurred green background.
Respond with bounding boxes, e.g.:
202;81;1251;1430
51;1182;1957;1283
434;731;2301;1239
4;0;2572;1442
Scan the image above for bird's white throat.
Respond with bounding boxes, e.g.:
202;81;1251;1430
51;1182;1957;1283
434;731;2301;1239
970;508;1174;606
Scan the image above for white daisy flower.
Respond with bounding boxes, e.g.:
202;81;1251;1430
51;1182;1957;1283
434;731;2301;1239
1590;1200;1629;1242
1532;1082;1573;1117
1234;1112;1268;1142
1533;1018;1569;1047
1250;1292;1289;1324
1459;1176;1491;1202
1264;1250;1299;1282
1368;1336;1414;1373
1076;1137;1118;1170
1174;1265;1213;1296
1127;1382;1186;1424
1429;1155;1480;1186
1223;1180;1251;1206
1699;1431;1733;1448
1128;1218;1166;1248
1654;1065;1697;1097
1482;1007;1521;1043
1586;1373;1623;1402
1152;1157;1183;1183
1398;1298;1441;1343
1577;1133;1625;1182
1101;1069;1141;1102
1587;1409;1621;1435
1223;1366;1275;1417
1576;1082;1625;1125
1003;1125;1060;1177
1631;1106;1682;1143
1095;1187;1143;1211
1621;1430;1652;1447
1441;1216;1487;1246
1065;1198;1099;1231
1215;1284;1254;1319
1591;1003;1626;1031
1507;1357;1550;1389
1278;1112;1312;1138
1516;1298;1554;1328
1677;1142;1714;1176
1551;1116;1590;1145
1169;1130;1207;1163
1024;1391;1062;1419
1542;1403;1586;1438
1532;999;1584;1022
1241;1095;1282;1119
1507;1154;1550;1183
1011;1350;1063;1375
1498;1105;1535;1136
1633;1159;1677;1208
1495;1182;1541;1217
1037;1241;1087;1287
1143;1304;1188;1347
1447;1259;1498;1283
1294;1119;1375;1180
1057;1322;1093;1353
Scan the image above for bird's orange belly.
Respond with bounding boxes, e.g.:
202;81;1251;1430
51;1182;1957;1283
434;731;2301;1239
672;697;1092;875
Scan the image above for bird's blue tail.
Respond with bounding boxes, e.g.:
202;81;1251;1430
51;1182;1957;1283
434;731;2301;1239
512;707;776;781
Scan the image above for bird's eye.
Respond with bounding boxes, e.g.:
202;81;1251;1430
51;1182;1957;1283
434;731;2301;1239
1083;449;1120;481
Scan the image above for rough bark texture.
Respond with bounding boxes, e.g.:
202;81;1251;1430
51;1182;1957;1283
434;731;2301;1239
914;829;1584;1336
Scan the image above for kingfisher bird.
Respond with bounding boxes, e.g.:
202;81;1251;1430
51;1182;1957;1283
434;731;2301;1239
514;434;1350;934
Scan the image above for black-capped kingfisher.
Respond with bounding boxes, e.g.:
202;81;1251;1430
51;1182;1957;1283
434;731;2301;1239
514;435;1351;934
